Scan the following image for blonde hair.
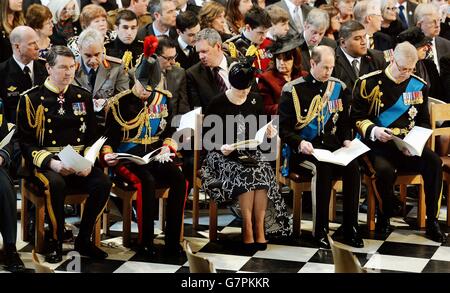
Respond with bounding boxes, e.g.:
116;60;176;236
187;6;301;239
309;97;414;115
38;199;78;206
0;0;25;35
199;1;226;29
48;0;80;24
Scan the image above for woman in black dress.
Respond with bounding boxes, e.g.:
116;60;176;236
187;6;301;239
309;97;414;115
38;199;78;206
202;60;292;249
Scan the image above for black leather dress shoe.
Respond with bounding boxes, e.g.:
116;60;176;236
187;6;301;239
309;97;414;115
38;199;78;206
314;236;331;249
45;239;63;263
74;239;108;259
426;219;447;243
139;244;157;257
254;242;268;251
375;217;392;235
4;250;25;273
164;243;185;257
343;227;364;248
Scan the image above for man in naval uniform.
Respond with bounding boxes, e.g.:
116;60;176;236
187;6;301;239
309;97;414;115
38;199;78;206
16;46;112;263
279;45;364;249
351;42;447;243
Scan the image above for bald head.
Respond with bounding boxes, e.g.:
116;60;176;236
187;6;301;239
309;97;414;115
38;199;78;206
310;45;335;82
10;26;40;64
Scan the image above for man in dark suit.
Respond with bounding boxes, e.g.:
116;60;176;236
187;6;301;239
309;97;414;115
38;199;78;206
175;0;201;15
137;0;178;41
354;0;394;51
415;3;450;74
186;28;234;109
396;0;417;29
274;0;312;36
299;8;337;72
0;26;48;123
175;11;200;70
333;21;387;90
156;36;190;115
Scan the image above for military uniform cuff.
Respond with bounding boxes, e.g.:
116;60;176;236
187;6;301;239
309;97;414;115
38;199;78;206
163;138;178;153
32;150;54;168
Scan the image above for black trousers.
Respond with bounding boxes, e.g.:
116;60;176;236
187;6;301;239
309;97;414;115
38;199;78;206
291;156;361;237
368;143;442;220
33;167;111;242
0;167;17;245
117;145;186;247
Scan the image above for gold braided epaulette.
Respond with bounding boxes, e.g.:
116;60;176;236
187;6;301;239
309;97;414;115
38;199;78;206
154;87;172;98
411;74;427;85
108;89;132;106
359;70;382;80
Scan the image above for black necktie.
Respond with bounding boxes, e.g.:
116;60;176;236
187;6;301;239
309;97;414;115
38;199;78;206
186;45;194;57
212;67;227;92
398;5;408;30
88;68;97;89
23;65;32;88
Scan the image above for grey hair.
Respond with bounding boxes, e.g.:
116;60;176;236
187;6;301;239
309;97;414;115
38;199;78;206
353;0;381;24
305;8;330;30
394;41;418;65
414;3;439;25
48;0;80;23
195;28;222;47
78;28;104;48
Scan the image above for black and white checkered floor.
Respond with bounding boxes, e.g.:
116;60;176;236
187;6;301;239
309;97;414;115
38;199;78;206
1;195;449;273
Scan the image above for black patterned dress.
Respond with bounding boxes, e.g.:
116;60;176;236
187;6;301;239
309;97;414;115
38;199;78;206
201;92;292;237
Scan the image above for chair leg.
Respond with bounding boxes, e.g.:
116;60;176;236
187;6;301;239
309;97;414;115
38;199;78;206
102;201;111;236
447;182;450;227
21;185;29;242
193;183;199;230
329;189;337;222
209;199;218;241
399;184;407;216
35;202;45;254
292;185;302;238
366;178;376;231
417;184;426;229
94;218;101;246
122;199;132;248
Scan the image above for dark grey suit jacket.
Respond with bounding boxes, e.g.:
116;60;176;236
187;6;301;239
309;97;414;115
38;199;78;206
186;55;234;109
435;36;450;69
300;36;337;72
274;0;312;37
165;66;190;115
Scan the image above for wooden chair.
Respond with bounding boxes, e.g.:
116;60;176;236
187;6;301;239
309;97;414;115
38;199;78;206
183;240;216;273
21;178;101;254
327;235;366;273
364;171;426;231
102;182;172;247
276;139;341;238
31;249;54;273
430;102;450;226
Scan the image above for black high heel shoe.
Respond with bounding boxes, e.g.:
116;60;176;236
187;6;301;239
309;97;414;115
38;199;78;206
254;242;268;251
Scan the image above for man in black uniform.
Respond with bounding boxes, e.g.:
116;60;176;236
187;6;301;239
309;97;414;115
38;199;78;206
225;7;272;72
279;45;364;249
351;42;446;243
16;46;112;263
101;49;186;256
105;9;143;75
0;26;48;124
0;99;25;272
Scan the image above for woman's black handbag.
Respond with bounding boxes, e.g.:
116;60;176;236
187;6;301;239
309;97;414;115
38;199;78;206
236;155;259;167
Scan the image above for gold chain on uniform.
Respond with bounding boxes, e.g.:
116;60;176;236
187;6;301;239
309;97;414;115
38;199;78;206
122;51;133;72
359;79;382;116
25;95;46;145
291;81;334;136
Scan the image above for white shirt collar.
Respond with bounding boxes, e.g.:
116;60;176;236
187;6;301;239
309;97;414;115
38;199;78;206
396;1;407;9
178;36;189;51
180;3;188;12
152;22;170;37
194;0;204;6
284;0;298;14
341;48;362;66
217;54;228;71
13;55;34;76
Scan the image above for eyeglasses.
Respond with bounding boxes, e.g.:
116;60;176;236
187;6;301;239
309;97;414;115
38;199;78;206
158;53;178;61
394;60;415;74
385;7;398;12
